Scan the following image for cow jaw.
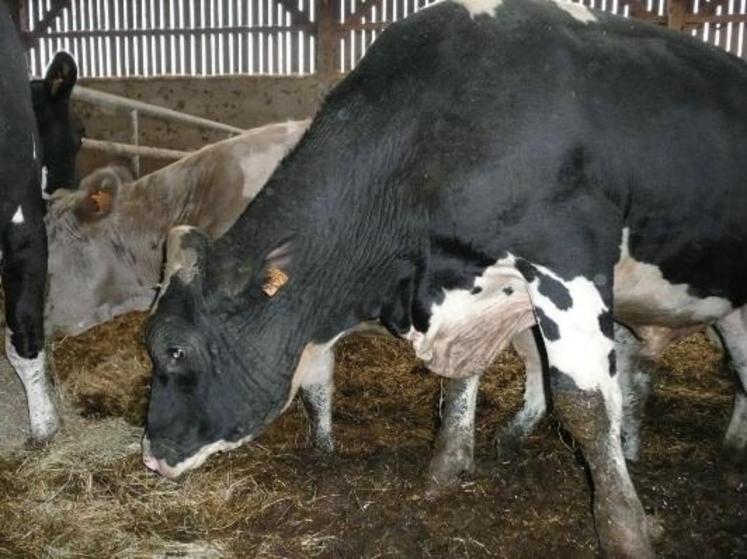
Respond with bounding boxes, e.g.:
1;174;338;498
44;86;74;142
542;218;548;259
142;434;253;478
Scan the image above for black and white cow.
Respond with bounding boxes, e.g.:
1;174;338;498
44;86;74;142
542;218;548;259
1;7;79;442
142;1;747;556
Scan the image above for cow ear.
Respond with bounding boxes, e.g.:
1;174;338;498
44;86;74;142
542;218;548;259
74;167;125;221
44;51;78;100
261;242;292;297
162;226;209;295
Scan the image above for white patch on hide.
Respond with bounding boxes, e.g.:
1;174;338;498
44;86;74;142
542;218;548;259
142;434;253;478
552;0;597;23
405;259;535;378
455;0;504;18
717;307;747;452
40;166;49;199
5;328;59;441
11;206;24;224
614;228;733;327
511;255;614;392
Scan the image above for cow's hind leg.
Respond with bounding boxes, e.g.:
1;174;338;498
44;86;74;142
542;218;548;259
523;265;653;558
616;324;650;462
716;307;747;466
2;210;59;442
494;326;546;461
299;345;335;453
427;375;479;489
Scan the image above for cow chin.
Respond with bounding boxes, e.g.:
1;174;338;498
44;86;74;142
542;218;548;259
142;434;254;478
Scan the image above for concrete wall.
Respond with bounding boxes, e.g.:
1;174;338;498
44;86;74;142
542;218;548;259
74;75;339;178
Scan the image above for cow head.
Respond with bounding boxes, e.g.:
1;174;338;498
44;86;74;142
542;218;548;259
45;166;142;335
30;51;82;194
143;226;300;478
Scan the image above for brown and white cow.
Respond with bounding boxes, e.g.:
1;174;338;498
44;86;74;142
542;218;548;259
45;120;310;336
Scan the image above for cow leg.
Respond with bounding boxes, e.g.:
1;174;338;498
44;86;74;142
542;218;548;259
716;308;747;465
299;345;335;453
526;272;653;558
494;327;546;460
427;375;479;488
616;324;650;462
2;211;59;442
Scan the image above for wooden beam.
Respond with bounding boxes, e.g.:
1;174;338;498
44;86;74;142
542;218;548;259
317;0;340;75
667;0;688;30
275;0;313;27
348;0;384;25
39;24;315;40
22;0;70;49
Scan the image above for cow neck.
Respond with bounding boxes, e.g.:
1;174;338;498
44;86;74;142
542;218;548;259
214;129;421;351
121;162;209;286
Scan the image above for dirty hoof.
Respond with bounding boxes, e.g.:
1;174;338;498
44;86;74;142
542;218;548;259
426;451;474;494
723;469;746;492
494;431;523;463
622;437;640;463
311;434;335;455
645;514;665;544
29;415;60;445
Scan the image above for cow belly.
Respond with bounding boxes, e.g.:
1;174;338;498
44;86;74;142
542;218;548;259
406;267;535;378
614;230;733;328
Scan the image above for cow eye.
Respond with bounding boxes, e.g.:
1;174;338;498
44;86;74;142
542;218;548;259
167;347;185;362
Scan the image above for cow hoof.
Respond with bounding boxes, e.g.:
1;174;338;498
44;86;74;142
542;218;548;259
426;452;474;490
29;416;59;444
622;439;640;462
720;443;746;469
311;434;335;455
493;430;523;463
645;514;665;543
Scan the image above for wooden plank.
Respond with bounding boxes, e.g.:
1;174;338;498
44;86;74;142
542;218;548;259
22;0;71;48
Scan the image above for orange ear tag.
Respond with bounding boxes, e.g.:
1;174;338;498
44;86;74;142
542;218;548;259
262;267;289;296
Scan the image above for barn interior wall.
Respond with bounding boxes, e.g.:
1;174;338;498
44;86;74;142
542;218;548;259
74;75;339;178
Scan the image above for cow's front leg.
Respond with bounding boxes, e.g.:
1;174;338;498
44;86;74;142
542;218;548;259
494;326;546;461
524;267;653;558
716;307;747;466
427;375;479;488
299;345;335;453
2;212;59;442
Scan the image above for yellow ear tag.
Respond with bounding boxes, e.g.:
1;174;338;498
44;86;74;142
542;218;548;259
262;267;289;296
90;190;112;214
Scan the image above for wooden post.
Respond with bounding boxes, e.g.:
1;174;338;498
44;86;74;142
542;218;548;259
317;0;339;76
667;0;688;31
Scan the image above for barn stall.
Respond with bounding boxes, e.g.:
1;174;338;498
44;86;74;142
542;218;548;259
1;0;746;557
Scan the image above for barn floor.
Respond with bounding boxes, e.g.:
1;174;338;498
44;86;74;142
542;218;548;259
0;313;745;558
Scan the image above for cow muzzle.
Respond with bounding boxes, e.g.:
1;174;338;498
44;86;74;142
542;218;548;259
141;434;254;478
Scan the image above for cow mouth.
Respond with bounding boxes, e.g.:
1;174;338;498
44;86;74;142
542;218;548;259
141;435;254;478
